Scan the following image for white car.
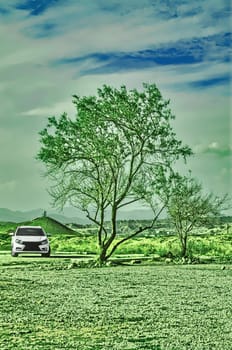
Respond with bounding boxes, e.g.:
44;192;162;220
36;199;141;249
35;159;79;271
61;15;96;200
11;226;51;257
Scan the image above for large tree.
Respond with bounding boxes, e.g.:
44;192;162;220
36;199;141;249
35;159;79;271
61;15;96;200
37;83;192;264
160;172;229;258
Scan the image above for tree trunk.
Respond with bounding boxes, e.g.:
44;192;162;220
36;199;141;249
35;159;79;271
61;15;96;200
98;245;108;265
180;235;187;258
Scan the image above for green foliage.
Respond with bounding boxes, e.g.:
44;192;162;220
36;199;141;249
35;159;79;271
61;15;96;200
158;173;229;257
37;83;192;262
26;217;76;235
0;256;232;349
50;235;98;254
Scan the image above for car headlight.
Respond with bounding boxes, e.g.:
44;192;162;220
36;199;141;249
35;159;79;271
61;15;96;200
15;238;24;244
41;239;48;245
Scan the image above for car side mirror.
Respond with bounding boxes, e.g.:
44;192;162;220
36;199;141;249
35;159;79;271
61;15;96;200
46;232;52;236
9;232;14;236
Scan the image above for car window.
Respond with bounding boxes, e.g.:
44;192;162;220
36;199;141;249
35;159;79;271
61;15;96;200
16;228;45;236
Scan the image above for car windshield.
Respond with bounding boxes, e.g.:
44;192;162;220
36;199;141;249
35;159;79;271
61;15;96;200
16;228;45;236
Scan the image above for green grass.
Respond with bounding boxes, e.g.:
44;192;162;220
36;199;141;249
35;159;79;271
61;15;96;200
49;232;232;263
0;254;232;350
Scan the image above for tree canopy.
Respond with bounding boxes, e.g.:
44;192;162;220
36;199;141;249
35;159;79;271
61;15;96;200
37;83;192;263
159;172;229;257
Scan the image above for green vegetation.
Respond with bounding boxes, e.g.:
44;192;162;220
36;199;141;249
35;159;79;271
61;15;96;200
158;172;229;257
37;83;192;263
1;216;232;263
0;255;231;350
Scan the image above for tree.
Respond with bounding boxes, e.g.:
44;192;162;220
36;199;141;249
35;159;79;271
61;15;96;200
37;83;192;264
160;172;229;258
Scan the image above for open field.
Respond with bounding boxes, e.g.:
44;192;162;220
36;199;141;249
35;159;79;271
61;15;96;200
0;254;232;350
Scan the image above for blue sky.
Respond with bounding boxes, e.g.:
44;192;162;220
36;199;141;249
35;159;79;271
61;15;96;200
0;0;231;211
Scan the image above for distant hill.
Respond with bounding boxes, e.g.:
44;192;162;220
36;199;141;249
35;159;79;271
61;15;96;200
0;207;88;224
24;216;76;235
1;207;231;225
0;207;156;223
0;208;42;223
0;216;76;236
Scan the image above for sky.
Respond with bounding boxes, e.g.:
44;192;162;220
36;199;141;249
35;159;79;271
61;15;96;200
0;0;231;212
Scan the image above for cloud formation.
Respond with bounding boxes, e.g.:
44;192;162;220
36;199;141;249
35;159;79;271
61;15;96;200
0;0;230;210
194;142;232;156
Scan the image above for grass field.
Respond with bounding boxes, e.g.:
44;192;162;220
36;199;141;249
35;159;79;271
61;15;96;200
0;254;232;350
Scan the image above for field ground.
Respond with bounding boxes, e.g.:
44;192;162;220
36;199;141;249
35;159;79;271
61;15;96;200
0;254;232;350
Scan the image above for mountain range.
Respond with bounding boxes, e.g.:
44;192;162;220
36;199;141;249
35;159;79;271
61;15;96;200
0;207;155;224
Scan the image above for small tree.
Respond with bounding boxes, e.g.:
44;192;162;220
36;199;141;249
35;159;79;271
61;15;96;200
37;83;191;264
161;173;228;258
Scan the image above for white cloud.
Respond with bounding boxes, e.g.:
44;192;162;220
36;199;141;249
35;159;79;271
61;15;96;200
208;142;219;150
0;0;229;69
24;100;76;118
193;142;232;156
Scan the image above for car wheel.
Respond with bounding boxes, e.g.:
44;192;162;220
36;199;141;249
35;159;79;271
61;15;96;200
11;251;18;257
42;248;51;257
